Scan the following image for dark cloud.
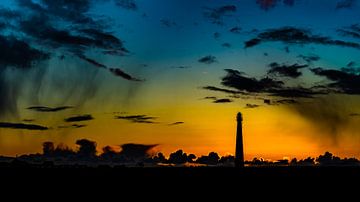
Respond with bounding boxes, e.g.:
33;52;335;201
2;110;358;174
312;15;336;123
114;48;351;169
222;43;231;48
288;97;354;143
204;5;237;25
58;124;87;129
245;104;260;108
198;55;217;64
311;67;360;94
64;114;94;122
350;113;360;116
171;66;191;69
256;0;296;11
168;122;184;126
276;99;297;104
0;35;49;118
202;86;245;94
23;119;35;122
205;69;324;99
114;0;138;10
336;0;356;9
298;54;320;63
77;55;107;69
256;0;278;10
229;27;242;34
267;62;308;78
109;68;143;81
213;98;233;103
115;115;157;123
347;61;357;68
213;32;221;39
27;106;73;112
203;96;217;100
0;35;49;69
245;27;360;50
221;69;284;93
338;24;360;39
0;122;48;130
78;55;143;81
269;87;320;98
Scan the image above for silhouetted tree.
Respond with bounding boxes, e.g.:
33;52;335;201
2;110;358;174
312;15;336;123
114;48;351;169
101;146;118;160
168;150;188;164
197;152;220;165
120;144;157;160
219;155;235;165
152;152;167;163
298;157;315;166
53;143;75;157
187;154;197;163
42;141;54;156
76;139;97;158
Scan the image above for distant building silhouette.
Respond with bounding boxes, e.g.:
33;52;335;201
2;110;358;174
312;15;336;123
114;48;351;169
235;112;244;168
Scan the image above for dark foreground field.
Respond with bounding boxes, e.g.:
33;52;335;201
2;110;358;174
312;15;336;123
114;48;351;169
2;166;360;181
1;167;359;196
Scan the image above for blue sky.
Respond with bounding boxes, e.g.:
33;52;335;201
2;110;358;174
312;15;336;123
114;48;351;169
1;0;360;158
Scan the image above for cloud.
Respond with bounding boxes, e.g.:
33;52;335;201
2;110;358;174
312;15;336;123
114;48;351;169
198;55;217;64
77;55;107;69
310;67;360;94
256;0;278;10
114;0;138;10
0;35;49;69
213;98;233;103
298;54;320;63
245;27;360;50
267;62;308;78
171;66;191;69
221;69;284;93
246;104;260;108
256;0;296;11
213;32;221;39
168;122;184;126
338;24;360;39
0;122;48;130
288;96;354;143
109;68;144;81
64;114;94;122
222;43;231;48
276;99;297;104
203;96;217;100
347;61;358;68
202;86;246;94
27;106;73;112
0;35;49;118
229;27;242;34
78;55;143;81
203;5;237;25
115;115;157;123
58;124;87;129
204;69;324;99
336;0;356;9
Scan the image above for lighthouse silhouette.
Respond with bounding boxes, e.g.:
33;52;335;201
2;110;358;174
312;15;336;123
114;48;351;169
235;112;244;168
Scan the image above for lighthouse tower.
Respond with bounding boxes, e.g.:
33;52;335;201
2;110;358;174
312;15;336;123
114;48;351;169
235;112;244;168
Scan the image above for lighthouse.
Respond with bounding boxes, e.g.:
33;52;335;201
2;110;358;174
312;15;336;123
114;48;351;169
235;112;244;168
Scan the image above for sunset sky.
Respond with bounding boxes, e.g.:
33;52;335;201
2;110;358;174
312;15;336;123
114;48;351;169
1;0;360;160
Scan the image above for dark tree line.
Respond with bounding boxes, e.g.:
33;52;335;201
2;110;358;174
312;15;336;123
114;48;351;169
1;139;360;167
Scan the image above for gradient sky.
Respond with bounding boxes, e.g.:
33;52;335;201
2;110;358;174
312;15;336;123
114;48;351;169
1;0;360;160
